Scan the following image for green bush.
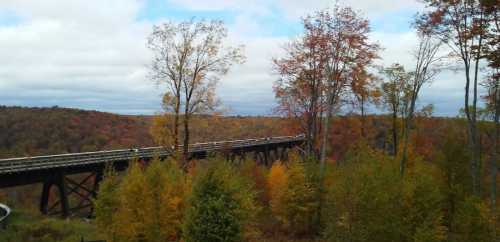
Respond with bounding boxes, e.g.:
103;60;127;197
0;211;98;242
401;163;446;242
93;166;120;241
182;160;258;242
324;145;447;242
284;161;318;236
451;197;494;242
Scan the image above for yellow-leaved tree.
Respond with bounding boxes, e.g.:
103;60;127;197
285;161;317;236
157;159;190;241
93;167;120;242
94;158;190;242
267;160;318;236
113;161;150;241
267;161;289;228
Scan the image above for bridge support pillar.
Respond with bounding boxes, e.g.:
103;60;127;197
39;172;69;217
57;174;70;218
263;146;269;166
238;151;246;163
268;148;275;163
88;169;103;217
40;181;51;214
279;147;289;161
39;169;103;218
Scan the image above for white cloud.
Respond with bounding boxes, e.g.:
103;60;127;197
0;0;290;115
370;30;468;116
218;36;288;114
0;0;164;114
0;0;474;116
371;31;419;67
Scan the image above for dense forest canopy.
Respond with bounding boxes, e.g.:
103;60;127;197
0;0;498;241
0;106;293;158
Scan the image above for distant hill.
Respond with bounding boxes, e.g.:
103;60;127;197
0;106;293;159
0;106;154;158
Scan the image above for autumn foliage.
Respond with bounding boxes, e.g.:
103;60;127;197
1;1;499;241
94;159;189;242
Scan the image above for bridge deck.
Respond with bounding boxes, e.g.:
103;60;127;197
0;135;305;216
0;135;305;175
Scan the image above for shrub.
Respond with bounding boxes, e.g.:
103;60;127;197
452;197;494;242
267;160;318;236
182;160;258;242
284;161;317;236
267;161;289;228
240;158;269;206
324;145;448;242
325;154;403;241
113;161;150;241
94;158;188;242
93;166;120;241
401;163;447;242
156;159;189;241
0;212;98;242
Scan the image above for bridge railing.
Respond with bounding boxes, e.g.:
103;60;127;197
0;134;305;218
0;134;305;174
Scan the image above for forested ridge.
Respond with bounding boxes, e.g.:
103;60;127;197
0;106;154;158
0;108;498;242
0;106;293;159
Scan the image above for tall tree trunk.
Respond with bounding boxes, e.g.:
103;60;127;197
401;117;410;176
182;106;190;169
320;95;333;168
401;95;416;176
311;108;318;159
173;95;180;155
318;107;324;158
491;76;498;241
469;14;484;196
309;82;319;159
472;46;481;196
464;61;481;196
306;111;314;157
360;95;366;138
317;93;333;232
392;111;398;156
306;85;317;158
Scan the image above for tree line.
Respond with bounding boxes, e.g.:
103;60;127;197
271;0;498;221
1;1;497;241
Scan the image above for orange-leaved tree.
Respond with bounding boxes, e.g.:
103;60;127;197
267;161;289;228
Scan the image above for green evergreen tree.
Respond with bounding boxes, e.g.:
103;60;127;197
183;169;241;242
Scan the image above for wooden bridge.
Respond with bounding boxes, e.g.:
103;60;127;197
0;134;305;217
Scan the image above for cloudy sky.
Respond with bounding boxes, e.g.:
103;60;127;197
0;0;468;116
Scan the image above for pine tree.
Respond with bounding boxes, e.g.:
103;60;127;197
183;169;241;242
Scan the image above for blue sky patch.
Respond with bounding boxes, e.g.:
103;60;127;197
0;9;22;27
137;0;236;23
371;9;417;33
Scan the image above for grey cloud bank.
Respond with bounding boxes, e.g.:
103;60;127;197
0;0;479;116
